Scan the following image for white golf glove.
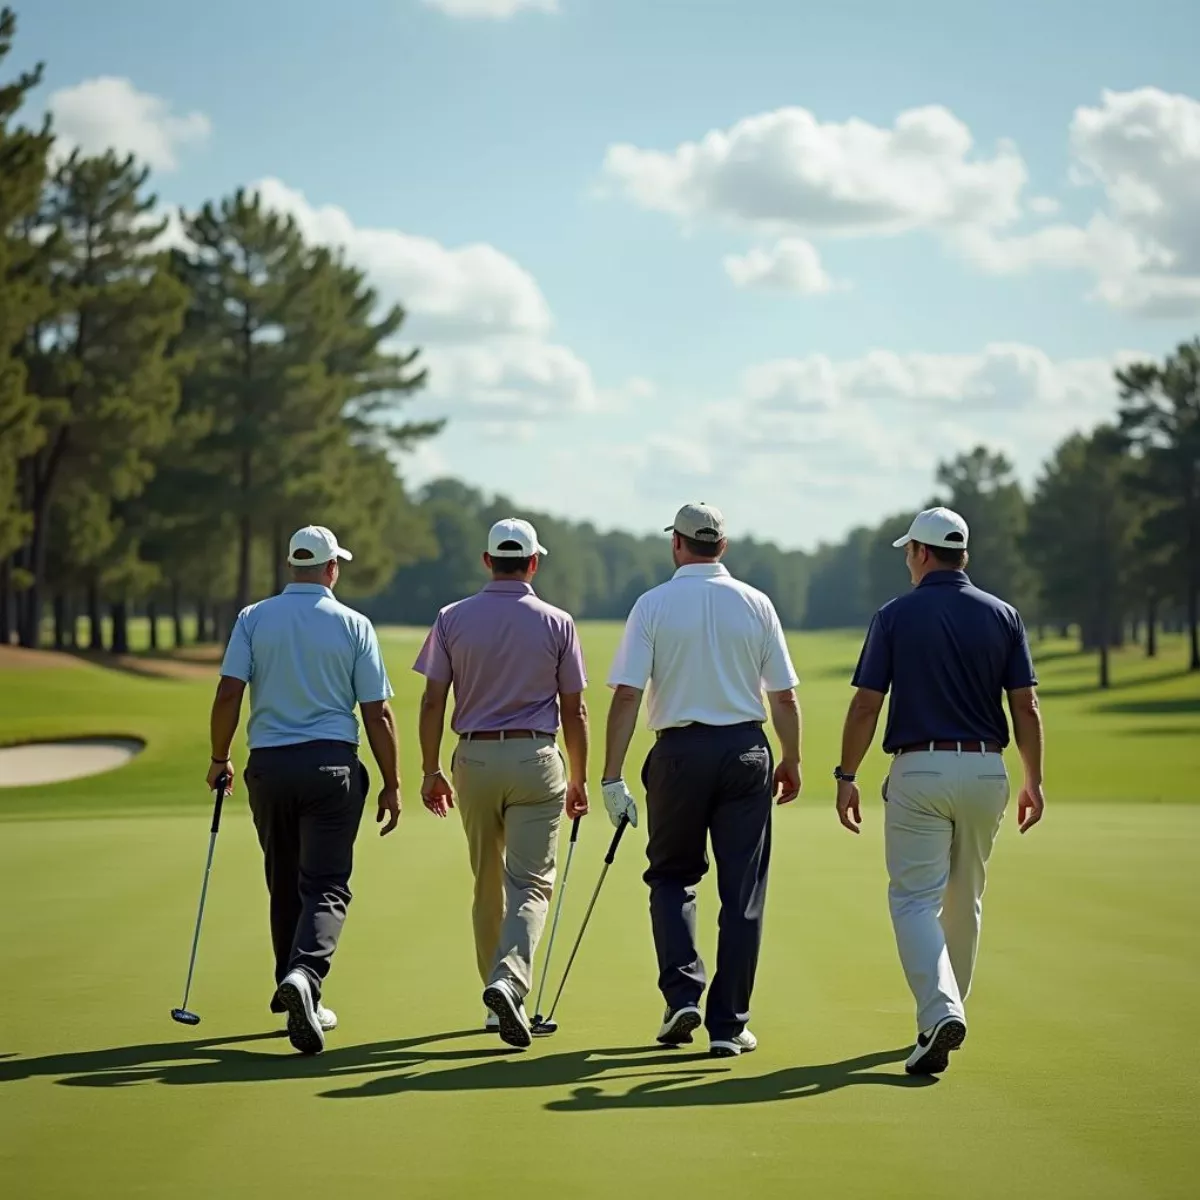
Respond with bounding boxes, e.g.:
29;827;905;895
601;778;639;829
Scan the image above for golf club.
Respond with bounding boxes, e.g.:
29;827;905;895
540;812;630;1030
170;772;228;1026
530;814;582;1036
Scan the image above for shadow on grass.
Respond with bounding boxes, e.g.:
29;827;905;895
0;1031;925;1109
542;1046;931;1111
1040;667;1194;699
1095;695;1200;716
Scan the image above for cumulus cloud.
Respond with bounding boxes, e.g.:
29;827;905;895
421;0;558;17
956;88;1200;315
250;179;603;420
724;238;839;293
47;77;210;171
603;104;1027;238
603;344;1142;545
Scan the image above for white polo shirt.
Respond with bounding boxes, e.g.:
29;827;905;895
608;563;799;731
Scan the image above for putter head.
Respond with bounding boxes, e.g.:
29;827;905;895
530;1016;558;1036
171;1008;201;1026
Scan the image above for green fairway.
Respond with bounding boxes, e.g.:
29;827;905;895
2;626;1199;1198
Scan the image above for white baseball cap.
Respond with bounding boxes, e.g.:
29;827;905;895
487;517;548;558
288;525;353;566
892;507;970;550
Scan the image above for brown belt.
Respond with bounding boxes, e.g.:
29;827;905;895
460;730;548;742
896;740;1002;757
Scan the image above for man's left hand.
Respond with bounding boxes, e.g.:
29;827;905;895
207;760;234;794
836;779;862;834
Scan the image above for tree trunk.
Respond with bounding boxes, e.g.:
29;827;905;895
21;430;69;649
0;557;12;646
86;583;105;651
1130;616;1141;644
1147;595;1158;658
147;599;159;652
171;583;185;648
64;591;77;648
236;444;253;610
196;599;209;643
214;601;230;647
110;600;129;655
1099;641;1110;690
53;593;67;650
1058;622;1071;639
1189;578;1200;672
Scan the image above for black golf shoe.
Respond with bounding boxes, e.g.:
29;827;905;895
483;981;533;1049
905;1016;967;1075
276;970;325;1056
656;1005;703;1046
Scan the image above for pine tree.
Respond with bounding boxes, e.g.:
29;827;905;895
16;150;188;647
1118;341;1200;672
0;8;53;643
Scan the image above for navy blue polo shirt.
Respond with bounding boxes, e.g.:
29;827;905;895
852;571;1038;754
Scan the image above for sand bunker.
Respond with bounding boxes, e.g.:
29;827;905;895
0;738;145;787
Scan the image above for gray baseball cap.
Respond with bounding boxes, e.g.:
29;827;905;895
666;502;727;543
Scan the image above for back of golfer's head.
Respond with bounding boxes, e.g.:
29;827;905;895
490;540;533;576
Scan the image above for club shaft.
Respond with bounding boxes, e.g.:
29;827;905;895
545;860;611;1023
178;828;218;1009
532;836;577;1017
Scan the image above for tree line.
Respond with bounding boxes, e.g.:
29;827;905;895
0;10;437;654
2;9;1197;689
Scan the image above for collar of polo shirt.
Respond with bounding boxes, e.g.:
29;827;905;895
483;580;535;594
918;570;970;588
284;583;335;597
673;563;730;579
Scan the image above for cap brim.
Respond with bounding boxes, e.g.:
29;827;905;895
891;535;912;548
336;548;353;561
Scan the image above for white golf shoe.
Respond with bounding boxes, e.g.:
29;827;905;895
710;1029;758;1058
905;1016;967;1075
276;970;325;1056
657;1005;703;1047
482;980;532;1049
316;1004;338;1032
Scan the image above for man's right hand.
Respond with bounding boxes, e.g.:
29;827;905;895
565;780;589;820
1018;783;1045;833
773;757;802;805
421;771;455;819
376;786;401;836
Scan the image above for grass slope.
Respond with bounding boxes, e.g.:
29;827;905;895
1;626;1198;1197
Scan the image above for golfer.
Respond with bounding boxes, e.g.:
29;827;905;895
834;507;1045;1076
208;525;400;1056
413;518;590;1050
603;503;801;1058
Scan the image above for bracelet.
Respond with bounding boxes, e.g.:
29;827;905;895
423;770;445;779
212;756;231;764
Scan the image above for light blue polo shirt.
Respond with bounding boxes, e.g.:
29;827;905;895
220;584;394;750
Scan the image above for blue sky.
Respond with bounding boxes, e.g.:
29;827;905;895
17;0;1200;548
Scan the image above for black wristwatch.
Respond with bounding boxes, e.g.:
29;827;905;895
833;766;856;783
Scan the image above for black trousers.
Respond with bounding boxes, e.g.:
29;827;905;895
245;740;367;999
642;722;773;1041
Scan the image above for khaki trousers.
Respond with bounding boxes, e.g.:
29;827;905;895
884;750;1009;1033
452;735;566;999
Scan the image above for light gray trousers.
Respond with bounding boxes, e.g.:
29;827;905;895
884;749;1009;1033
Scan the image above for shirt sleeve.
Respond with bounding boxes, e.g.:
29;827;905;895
760;602;799;692
608;597;654;690
851;611;892;693
353;621;394;703
411;614;453;685
557;618;588;694
219;609;253;682
1003;615;1039;690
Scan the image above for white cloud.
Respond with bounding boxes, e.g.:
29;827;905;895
253;178;551;341
956;88;1200;315
599;344;1142;546
47;77;210;171
724;238;839;293
421;0;558;17
250;178;605;421
603;104;1027;238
